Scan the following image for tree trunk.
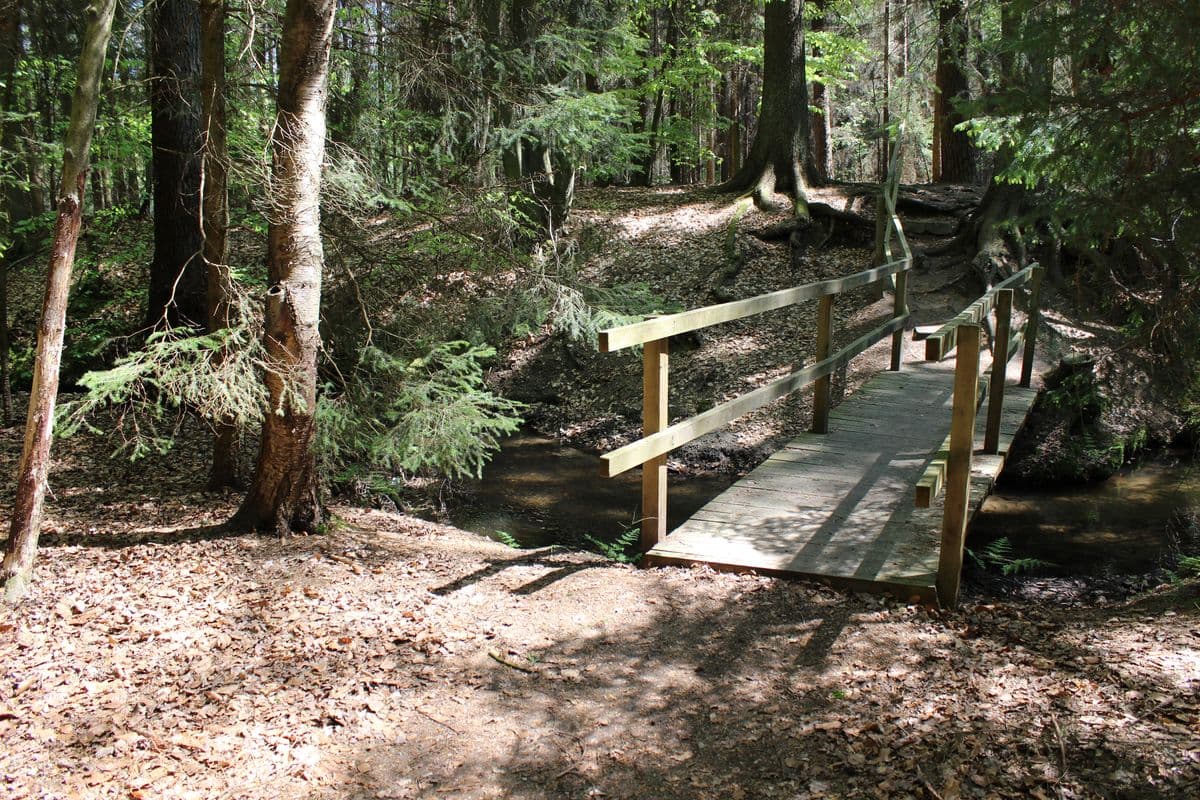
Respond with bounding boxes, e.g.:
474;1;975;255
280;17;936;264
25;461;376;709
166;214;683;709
0;0;25;426
231;0;335;535
200;0;239;489
808;1;834;182
719;0;814;215
147;0;206;328
2;0;118;603
934;0;976;183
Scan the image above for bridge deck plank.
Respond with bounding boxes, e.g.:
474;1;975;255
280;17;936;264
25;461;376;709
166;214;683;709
645;359;1040;600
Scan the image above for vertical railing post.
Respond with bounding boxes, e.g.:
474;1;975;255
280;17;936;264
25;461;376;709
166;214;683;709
936;324;981;609
984;289;1013;454
890;260;908;371
1020;264;1044;388
640;337;669;550
812;294;834;433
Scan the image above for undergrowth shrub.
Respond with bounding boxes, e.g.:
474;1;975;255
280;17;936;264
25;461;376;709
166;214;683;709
58;288;268;460
316;341;524;490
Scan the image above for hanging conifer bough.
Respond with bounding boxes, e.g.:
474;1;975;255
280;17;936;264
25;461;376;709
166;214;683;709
2;0;118;603
719;0;818;217
231;0;337;536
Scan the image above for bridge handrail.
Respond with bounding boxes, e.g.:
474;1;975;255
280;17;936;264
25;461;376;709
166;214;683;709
923;264;1039;361
600;311;910;478
931;263;1045;607
598;259;909;353
597;133;913;552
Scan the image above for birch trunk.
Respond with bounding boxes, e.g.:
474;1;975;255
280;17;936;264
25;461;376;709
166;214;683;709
232;0;335;535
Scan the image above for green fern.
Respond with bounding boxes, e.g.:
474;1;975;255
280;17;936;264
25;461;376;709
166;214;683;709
493;530;522;549
584;526;642;563
969;537;1055;576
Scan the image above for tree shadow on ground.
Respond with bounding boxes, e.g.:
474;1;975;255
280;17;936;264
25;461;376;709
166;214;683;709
335;559;1198;800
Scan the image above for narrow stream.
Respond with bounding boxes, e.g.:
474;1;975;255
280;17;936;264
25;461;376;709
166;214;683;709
969;453;1200;575
451;431;1199;601
448;431;734;550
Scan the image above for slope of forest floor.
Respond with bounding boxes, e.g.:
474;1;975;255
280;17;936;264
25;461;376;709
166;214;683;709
1;417;1198;800
491;184;984;474
3;186;1197;799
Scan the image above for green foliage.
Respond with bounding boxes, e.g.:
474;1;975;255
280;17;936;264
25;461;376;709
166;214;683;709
58;295;268;461
1175;556;1200;579
1044;369;1108;430
583;526;641;564
969;537;1054;576
316;342;524;485
493;530;523;549
548;280;682;345
966;0;1200;369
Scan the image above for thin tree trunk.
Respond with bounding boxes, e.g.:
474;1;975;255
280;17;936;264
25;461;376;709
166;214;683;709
200;0;239;489
2;0;118;603
879;0;890;182
232;0;335;535
0;0;25;426
809;1;834;182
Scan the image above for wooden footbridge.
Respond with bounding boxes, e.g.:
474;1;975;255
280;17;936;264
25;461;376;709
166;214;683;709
596;157;1045;607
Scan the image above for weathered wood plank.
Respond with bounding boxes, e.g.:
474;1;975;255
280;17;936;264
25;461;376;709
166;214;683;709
642;350;1041;605
602;314;909;476
937;325;982;608
641;338;669;549
812;295;834;433
599;260;910;351
1021;265;1044;387
984;290;1013;454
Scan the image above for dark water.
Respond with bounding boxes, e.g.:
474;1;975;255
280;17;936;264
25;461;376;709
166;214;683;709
969;453;1200;576
448;432;733;549
452;431;1199;598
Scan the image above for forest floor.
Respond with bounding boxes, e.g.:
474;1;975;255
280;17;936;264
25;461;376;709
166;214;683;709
0;419;1198;799
2;186;1198;799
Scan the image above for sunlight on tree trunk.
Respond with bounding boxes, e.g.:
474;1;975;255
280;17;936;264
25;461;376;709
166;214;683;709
718;0;814;217
231;0;336;535
2;0;118;603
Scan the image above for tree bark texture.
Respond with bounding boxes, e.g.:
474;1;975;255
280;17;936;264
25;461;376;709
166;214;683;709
719;0;814;214
934;0;976;183
3;0;118;603
232;0;336;535
147;0;206;328
0;0;25;425
808;1;833;182
200;0;239;488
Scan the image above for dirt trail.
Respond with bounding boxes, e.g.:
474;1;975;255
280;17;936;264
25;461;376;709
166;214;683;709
1;188;1196;799
1;418;1198;799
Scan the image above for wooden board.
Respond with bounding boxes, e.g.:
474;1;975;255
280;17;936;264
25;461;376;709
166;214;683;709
645;358;1042;604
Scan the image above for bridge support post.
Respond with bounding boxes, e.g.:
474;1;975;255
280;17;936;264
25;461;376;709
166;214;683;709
812;295;834;433
937;324;980;608
984;289;1013;454
641;337;669;550
890;265;908;371
1020;265;1044;388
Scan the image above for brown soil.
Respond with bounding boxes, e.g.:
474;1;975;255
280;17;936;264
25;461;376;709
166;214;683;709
1;409;1199;800
3;187;1197;800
